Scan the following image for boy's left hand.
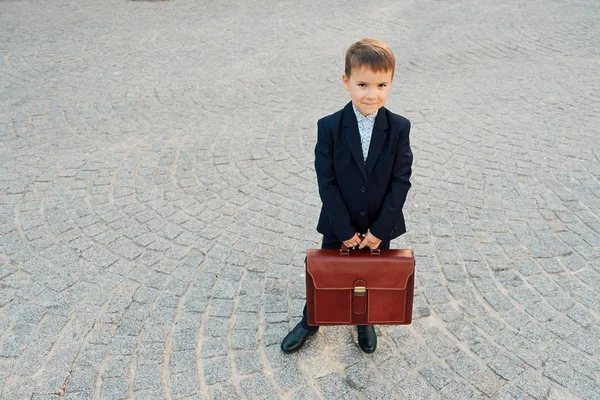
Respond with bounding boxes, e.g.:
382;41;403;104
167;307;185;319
358;230;382;250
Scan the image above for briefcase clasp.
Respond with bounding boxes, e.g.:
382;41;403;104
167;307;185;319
354;286;366;296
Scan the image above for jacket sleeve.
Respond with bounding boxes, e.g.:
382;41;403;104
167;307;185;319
369;120;413;240
314;119;356;242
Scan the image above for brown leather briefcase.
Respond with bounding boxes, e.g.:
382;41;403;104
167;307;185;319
305;246;415;326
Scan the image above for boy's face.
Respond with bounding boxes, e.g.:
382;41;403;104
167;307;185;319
342;67;393;117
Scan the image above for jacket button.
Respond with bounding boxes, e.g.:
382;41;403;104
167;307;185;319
360;186;367;192
360;211;366;216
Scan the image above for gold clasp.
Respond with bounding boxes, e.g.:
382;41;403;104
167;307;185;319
354;286;366;296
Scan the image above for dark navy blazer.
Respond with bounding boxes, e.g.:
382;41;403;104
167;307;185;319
315;101;413;242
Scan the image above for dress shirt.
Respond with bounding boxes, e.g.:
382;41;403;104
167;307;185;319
352;104;378;164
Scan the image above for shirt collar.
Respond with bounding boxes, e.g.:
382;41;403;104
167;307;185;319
352;103;378;123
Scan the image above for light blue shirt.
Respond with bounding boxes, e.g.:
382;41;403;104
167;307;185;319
352;104;378;164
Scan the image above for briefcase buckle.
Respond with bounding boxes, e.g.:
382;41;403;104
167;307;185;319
354;286;366;296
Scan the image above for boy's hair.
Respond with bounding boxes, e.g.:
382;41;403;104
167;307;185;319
345;38;395;78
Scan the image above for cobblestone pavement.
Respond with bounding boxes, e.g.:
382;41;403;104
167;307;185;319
1;0;599;399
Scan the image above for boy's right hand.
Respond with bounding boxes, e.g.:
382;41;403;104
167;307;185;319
343;233;362;248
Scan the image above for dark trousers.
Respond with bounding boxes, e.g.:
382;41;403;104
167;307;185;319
300;236;391;331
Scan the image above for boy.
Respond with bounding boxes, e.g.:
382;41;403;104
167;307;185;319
281;38;413;354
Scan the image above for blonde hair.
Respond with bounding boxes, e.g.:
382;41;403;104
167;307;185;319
345;38;396;78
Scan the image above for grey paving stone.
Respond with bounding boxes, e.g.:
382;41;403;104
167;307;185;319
546;292;576;311
360;380;405;400
75;344;107;367
424;329;460;358
420;364;453;390
398;374;437;400
459;298;487;317
108;334;138;356
262;322;290;347
234;312;260;331
231;329;258;351
507;286;540;306
132;388;167;400
133;363;162;391
207;383;240;400
172;328;197;352
209;299;234;318
170;371;199;399
567;329;600;355
473;314;504;335
264;294;288;313
317;373;351;400
200;338;228;358
240;373;275;398
446;352;480;378
102;357;129;378
213;279;237;300
494;384;532;400
543;358;575;387
273;362;305;392
171;350;196;374
433;303;463;322
525;301;558;322
527;276;561;296
513;260;542;276
202;317;229;338
487;353;526;380
136;342;165;365
447;320;479;341
402;343;434;368
235;352;263;376
502;308;533;330
101;377;129;400
344;361;375;390
568;372;600;400
423;286;451;304
545;316;580;339
203;357;230;385
516;369;552;400
66;366;96;394
440;380;473;400
469;369;504;397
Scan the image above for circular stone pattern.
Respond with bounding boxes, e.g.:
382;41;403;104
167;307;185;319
0;0;599;399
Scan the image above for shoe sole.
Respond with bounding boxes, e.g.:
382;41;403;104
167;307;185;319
359;345;377;353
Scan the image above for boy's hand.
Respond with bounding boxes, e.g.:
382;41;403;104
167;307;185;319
343;233;362;248
359;230;382;250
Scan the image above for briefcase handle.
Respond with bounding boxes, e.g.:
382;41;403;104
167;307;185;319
340;243;381;256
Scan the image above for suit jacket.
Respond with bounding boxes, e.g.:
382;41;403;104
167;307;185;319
315;101;413;242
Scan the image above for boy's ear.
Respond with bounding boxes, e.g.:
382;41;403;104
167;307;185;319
342;74;350;91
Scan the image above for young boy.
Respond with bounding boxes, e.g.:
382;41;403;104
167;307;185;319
281;38;413;354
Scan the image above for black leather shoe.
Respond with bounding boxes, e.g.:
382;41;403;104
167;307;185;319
281;322;318;354
357;325;377;353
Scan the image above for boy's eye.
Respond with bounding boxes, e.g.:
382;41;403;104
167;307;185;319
358;83;366;87
379;84;387;88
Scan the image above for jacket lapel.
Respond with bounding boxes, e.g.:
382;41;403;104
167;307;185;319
342;102;368;181
365;107;389;177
